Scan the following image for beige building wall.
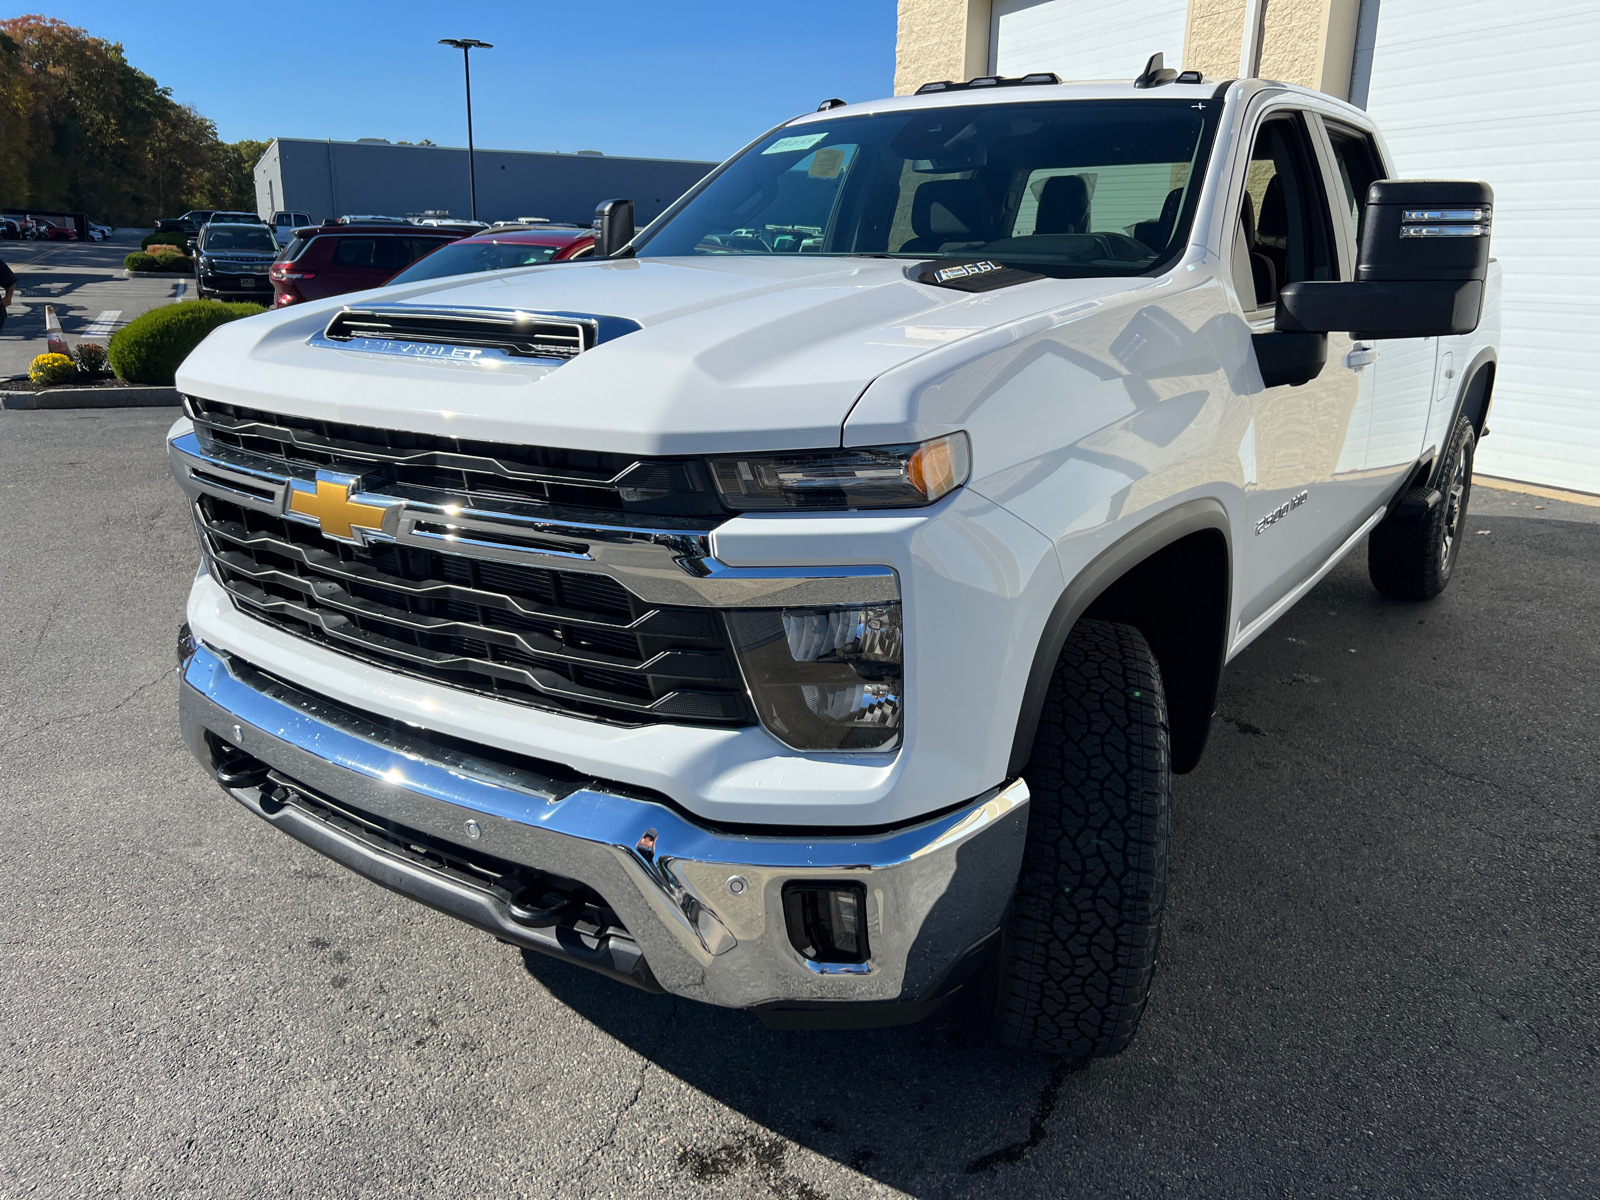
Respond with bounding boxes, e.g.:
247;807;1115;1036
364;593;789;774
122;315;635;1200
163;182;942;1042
1184;0;1251;79
895;0;993;96
897;0;1360;99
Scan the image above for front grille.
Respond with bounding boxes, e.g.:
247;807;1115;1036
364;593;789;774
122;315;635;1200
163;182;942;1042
187;396;724;517
197;492;754;727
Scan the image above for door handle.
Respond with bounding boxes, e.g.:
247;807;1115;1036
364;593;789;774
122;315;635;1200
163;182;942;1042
1344;344;1378;368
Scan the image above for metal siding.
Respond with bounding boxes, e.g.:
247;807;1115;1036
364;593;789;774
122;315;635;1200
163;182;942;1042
267;141;715;229
1364;0;1600;494
991;0;1190;80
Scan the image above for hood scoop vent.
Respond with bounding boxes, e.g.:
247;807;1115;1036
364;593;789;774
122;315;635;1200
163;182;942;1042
320;305;641;363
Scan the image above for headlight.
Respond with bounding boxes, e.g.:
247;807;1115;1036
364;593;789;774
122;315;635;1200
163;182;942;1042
708;432;970;511
726;603;902;751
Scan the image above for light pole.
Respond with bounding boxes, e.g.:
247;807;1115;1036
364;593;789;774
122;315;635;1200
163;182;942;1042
438;38;493;221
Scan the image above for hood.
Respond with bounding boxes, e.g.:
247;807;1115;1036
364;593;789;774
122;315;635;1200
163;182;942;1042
176;255;1144;456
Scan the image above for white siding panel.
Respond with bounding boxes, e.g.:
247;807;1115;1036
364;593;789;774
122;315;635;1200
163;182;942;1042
1365;0;1600;494
992;0;1189;83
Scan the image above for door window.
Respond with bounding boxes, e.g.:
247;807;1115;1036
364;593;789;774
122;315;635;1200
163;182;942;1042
331;238;381;268
1230;114;1337;312
1323;124;1385;271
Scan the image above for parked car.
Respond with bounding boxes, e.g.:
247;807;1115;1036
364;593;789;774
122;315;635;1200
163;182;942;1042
154;210;216;234
194;221;281;301
169;69;1501;1058
384;225;594;286
268;222;467;306
88;222;111;241
207;211;266;226
269;211;312;245
0;217;18;240
33;218;76;241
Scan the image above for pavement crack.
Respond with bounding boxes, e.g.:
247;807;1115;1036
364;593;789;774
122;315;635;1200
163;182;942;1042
567;997;680;1200
965;1054;1087;1173
0;670;168;753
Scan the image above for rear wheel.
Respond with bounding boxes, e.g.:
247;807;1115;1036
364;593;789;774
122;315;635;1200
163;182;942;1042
1369;413;1476;601
988;619;1171;1057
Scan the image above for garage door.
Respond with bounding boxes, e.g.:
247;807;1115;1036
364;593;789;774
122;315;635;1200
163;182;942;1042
1363;0;1600;494
991;0;1189;83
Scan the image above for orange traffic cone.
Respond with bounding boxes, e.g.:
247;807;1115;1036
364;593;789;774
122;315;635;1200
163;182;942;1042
44;305;69;357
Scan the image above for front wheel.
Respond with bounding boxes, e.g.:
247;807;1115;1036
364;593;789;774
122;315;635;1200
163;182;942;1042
1369;413;1476;601
987;619;1171;1057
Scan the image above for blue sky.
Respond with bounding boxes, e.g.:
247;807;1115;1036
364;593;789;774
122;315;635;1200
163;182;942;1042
45;1;898;162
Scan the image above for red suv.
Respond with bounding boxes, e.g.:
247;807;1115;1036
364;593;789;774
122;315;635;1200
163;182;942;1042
382;225;595;287
269;222;469;307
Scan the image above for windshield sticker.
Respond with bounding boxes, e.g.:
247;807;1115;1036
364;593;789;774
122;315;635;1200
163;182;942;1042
809;147;847;178
763;132;829;155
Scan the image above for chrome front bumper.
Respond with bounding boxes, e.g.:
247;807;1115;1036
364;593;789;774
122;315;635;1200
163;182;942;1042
179;642;1029;1020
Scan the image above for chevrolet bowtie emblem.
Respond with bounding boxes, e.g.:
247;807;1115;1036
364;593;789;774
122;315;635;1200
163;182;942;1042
286;473;395;543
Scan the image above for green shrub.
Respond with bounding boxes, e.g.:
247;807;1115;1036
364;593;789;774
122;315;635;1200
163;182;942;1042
124;250;193;273
107;300;266;385
142;231;192;251
29;352;77;386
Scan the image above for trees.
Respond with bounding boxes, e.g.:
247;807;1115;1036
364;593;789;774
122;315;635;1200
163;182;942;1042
0;16;263;225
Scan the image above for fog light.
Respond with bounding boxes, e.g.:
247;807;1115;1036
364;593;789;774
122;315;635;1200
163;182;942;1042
725;604;902;752
783;882;869;964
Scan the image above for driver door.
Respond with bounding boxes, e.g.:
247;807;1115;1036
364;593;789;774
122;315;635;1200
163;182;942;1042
1230;110;1374;634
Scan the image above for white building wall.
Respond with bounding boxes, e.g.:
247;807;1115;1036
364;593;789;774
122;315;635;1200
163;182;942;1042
1364;0;1600;494
990;0;1190;81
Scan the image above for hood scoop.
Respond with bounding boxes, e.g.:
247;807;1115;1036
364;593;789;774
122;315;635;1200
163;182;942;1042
318;304;642;364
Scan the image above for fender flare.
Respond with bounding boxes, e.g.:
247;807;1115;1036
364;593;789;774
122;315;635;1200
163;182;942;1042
1007;497;1233;776
1433;347;1498;484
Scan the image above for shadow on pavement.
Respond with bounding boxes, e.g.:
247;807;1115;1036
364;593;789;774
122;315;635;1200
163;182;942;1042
519;516;1600;1198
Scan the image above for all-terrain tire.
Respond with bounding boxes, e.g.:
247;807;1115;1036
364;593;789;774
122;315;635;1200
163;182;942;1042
1369;413;1476;601
989;619;1171;1057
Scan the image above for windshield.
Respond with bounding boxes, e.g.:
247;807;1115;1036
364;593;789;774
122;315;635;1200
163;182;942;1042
202;226;278;252
386;239;568;285
636;99;1220;277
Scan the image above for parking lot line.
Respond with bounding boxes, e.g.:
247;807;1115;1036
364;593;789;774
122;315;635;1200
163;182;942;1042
81;310;121;338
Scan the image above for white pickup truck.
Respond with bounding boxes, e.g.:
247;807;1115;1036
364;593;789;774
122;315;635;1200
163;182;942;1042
168;64;1499;1057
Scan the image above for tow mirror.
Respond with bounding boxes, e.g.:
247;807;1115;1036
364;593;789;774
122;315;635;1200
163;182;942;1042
592;198;635;259
1277;180;1492;339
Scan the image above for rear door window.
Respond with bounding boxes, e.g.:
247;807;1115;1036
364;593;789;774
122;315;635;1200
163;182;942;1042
1323;123;1385;265
331;238;383;268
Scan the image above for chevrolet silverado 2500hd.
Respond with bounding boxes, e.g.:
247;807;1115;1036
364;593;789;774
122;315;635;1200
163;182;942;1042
168;65;1499;1056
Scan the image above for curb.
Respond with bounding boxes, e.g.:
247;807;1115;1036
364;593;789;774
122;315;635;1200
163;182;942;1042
1476;475;1600;508
1;386;180;410
123;269;192;279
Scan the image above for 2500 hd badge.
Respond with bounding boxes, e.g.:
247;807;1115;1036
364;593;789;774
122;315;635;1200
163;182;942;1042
1256;489;1309;535
168;62;1499;1059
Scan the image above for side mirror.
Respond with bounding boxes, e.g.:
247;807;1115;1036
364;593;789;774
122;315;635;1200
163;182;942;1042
1277;180;1492;339
186;238;198;252
592;198;635;259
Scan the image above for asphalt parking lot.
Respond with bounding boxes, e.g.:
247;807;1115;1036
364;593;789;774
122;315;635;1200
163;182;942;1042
2;407;1596;1199
1;232;181;377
